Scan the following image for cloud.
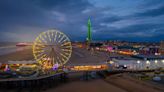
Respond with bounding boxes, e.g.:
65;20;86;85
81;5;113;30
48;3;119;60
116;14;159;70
135;5;164;17
0;0;164;42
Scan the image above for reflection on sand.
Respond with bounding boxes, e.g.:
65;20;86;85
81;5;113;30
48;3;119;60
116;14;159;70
0;46;31;55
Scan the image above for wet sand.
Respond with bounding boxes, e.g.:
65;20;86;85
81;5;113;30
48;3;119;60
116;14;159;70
105;74;164;92
0;47;34;63
43;73;163;92
46;79;127;92
0;47;163;92
66;48;108;65
0;47;108;65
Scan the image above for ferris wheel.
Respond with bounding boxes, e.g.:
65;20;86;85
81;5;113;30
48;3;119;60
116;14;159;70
33;29;72;69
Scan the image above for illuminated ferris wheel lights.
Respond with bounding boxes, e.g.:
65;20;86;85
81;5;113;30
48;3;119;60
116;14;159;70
33;29;72;69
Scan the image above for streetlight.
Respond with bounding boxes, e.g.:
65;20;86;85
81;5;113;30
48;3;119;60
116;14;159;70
155;60;158;64
110;61;114;64
137;60;140;64
146;60;150;64
146;60;150;69
137;60;140;69
155;60;158;68
162;60;164;63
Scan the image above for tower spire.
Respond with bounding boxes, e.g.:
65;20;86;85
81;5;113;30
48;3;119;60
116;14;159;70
87;18;92;43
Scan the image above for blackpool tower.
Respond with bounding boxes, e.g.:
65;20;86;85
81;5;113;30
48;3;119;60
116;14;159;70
86;18;92;50
87;18;92;44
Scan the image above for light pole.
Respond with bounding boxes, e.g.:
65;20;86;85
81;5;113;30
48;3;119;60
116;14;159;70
146;60;150;69
137;60;140;70
155;60;158;69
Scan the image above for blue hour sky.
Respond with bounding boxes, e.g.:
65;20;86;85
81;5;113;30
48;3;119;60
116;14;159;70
0;0;164;42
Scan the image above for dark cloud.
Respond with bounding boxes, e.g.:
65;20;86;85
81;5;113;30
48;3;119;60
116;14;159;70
135;5;164;17
0;0;163;42
141;0;164;7
32;0;93;13
101;16;122;23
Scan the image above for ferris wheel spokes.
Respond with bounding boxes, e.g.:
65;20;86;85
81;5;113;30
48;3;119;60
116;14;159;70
33;29;72;69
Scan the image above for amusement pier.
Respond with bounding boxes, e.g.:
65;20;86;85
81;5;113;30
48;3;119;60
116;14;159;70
0;20;163;92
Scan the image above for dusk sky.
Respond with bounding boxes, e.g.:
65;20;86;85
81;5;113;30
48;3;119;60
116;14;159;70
0;0;164;42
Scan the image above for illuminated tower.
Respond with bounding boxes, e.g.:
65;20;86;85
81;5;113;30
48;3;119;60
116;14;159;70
87;18;92;43
86;18;92;51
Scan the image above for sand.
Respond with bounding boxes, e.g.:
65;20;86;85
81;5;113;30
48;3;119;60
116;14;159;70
0;47;34;63
46;79;127;92
105;74;163;92
0;47;108;65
